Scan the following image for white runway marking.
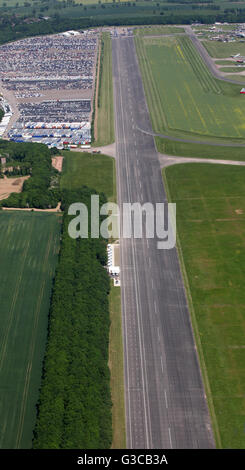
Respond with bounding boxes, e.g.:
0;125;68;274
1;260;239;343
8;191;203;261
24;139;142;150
168;428;173;449
160;356;163;374
164;390;168;409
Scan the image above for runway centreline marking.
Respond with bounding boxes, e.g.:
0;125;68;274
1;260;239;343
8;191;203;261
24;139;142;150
168;427;173;449
160;356;164;374
164;390;168;409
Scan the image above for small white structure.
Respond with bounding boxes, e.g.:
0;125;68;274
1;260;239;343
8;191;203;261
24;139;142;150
107;243;120;282
109;266;120;275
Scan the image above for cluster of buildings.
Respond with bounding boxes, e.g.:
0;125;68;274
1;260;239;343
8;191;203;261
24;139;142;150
0;30;98;149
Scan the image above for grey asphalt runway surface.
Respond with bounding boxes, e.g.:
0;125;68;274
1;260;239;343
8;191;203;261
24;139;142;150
112;36;215;449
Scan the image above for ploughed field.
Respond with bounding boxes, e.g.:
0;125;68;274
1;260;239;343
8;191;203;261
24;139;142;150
0;212;61;448
164;163;245;448
136;35;245;141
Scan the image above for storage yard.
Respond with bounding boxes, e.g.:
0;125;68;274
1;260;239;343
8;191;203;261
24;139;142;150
0;30;98;148
9;99;91;148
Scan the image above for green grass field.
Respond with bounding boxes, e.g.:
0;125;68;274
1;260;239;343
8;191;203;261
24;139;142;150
61;151;116;201
164;163;245;448
203;40;245;58
219;67;245;73
0;211;61;449
227;74;245;83
135;35;245;142
215;60;236;65
109;281;126;449
134;25;185;36
94;32;114;147
156;137;245;161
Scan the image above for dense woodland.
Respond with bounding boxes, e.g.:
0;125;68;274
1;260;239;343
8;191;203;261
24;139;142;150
33;187;112;449
0;140;60;208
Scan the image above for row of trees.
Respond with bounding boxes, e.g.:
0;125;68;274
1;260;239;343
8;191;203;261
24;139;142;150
0;140;60;209
33;187;112;449
1;7;245;48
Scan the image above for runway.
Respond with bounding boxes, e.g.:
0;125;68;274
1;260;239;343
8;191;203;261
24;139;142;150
112;36;215;449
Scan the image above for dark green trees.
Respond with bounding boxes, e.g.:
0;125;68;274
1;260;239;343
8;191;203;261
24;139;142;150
33;188;112;449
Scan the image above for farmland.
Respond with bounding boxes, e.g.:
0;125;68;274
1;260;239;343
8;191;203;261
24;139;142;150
61;151;116;202
0;211;61;449
135;35;245;142
94;33;114;147
164;163;245;448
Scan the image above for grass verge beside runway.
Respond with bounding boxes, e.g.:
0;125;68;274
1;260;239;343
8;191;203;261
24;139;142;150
156;137;245;161
164;163;245;448
135;35;245;142
0;211;61;448
109;281;126;449
61;151;116;202
94;32;114;147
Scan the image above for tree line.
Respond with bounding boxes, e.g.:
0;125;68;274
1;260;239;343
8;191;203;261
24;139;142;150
33;187;112;448
2;8;245;49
